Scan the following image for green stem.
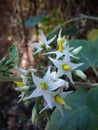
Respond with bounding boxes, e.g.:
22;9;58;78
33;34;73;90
0;77;22;82
47;14;98;37
75;81;98;87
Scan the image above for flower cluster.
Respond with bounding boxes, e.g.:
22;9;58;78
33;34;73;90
14;29;86;115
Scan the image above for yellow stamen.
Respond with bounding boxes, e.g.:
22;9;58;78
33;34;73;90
58;36;65;52
41;82;48;90
38;39;41;43
62;64;71;71
55;95;66;105
14;81;25;87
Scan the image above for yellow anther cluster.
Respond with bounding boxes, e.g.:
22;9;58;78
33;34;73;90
14;81;25;87
58;36;65;52
62;64;71;71
55;95;66;105
41;82;48;90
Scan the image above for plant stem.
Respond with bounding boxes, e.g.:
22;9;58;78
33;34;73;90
75;81;98;87
0;77;22;82
47;14;98;37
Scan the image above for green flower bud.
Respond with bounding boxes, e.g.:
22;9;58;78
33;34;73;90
32;105;39;124
72;46;83;55
15;86;30;91
74;69;87;80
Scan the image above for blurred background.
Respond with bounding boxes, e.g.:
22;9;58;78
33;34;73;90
0;0;98;130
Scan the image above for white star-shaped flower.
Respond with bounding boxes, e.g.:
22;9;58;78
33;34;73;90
25;67;67;108
43;29;76;59
50;71;69;89
28;30;56;54
14;66;36;102
49;50;83;84
15;66;36;84
40;89;72;115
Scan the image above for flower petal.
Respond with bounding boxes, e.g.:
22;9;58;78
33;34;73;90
33;48;43;54
70;62;83;70
43;66;51;81
32;74;42;88
47;35;56;45
58;29;62;39
65;71;74;84
26;88;43;99
40;30;47;42
49;57;63;68
43;92;53;109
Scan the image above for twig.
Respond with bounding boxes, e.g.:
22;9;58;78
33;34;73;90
0;77;21;82
75;81;98;87
47;14;98;37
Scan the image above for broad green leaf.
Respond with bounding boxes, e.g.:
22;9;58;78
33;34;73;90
62;23;78;36
87;29;98;42
69;40;98;71
8;44;19;65
86;87;98;116
45;88;98;130
25;16;44;27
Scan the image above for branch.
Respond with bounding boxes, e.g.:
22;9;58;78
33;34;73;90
75;81;98;87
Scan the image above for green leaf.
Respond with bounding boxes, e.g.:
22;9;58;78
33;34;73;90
86;87;98;116
25;16;44;27
62;23;78;36
69;40;98;71
87;29;98;42
45;88;98;130
8;44;19;65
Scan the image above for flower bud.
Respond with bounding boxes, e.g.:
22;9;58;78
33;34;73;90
50;71;57;81
72;46;83;55
46;45;52;51
32;105;39;124
15;86;30;91
74;69;87;80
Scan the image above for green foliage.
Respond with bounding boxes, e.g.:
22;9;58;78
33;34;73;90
87;29;98;42
69;40;98;71
0;44;19;81
86;87;98;116
25;16;44;27
45;88;98;130
8;44;19;66
62;23;78;36
0;57;13;77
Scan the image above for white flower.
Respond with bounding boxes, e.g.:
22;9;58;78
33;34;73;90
28;30;56;54
40;89;72;115
43;29;76;59
17;92;25;103
50;71;69;89
15;66;36;84
14;80;28;103
14;66;36;102
25;67;67;108
49;50;83;84
14;80;30;103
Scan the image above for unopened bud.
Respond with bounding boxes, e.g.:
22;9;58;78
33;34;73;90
72;46;83;55
64;105;72;110
46;45;52;51
50;71;57;81
15;86;30;91
74;69;87;80
32;105;39;124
